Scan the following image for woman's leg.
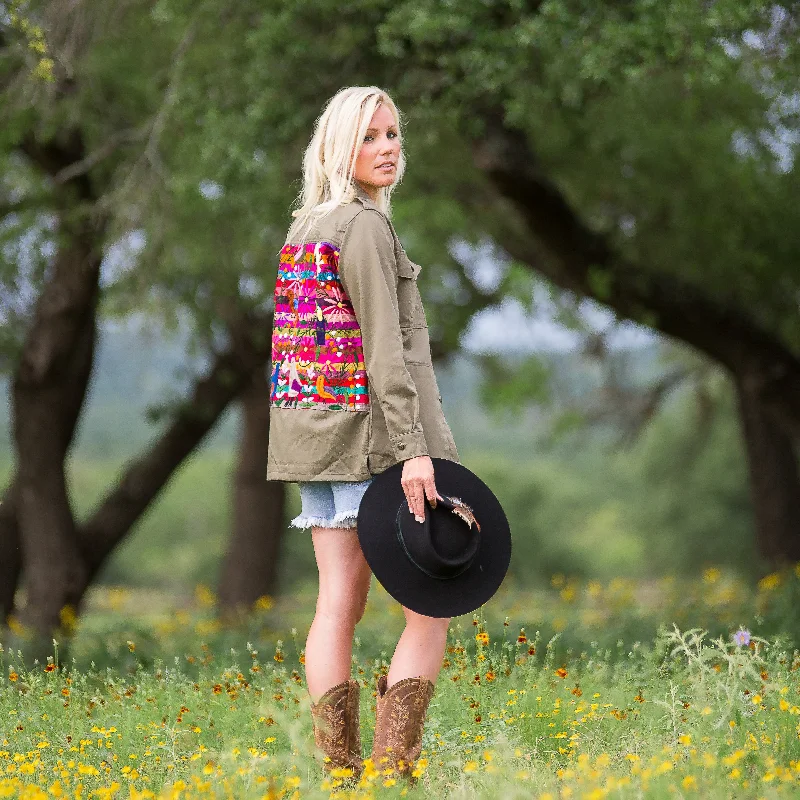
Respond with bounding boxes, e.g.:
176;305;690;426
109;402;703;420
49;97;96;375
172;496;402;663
305;524;372;703
386;606;451;687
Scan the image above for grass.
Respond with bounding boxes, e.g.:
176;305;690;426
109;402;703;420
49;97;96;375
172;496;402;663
3;568;800;798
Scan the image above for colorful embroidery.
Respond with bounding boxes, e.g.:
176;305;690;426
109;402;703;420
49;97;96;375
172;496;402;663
270;241;369;410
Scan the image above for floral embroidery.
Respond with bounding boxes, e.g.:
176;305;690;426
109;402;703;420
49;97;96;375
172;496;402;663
270;241;369;410
371;675;434;779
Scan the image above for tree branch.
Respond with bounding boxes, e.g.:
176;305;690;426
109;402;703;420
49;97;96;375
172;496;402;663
473;114;800;439
77;312;272;577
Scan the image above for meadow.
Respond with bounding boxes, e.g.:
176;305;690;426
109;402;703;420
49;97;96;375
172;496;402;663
1;345;797;798
3;566;800;799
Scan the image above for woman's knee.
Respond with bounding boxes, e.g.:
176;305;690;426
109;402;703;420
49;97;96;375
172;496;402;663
316;573;371;626
312;525;371;625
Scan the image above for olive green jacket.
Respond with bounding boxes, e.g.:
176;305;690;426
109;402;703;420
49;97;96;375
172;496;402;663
266;183;460;481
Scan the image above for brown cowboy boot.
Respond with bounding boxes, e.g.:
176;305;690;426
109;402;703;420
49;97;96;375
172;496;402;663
309;678;363;778
370;675;435;783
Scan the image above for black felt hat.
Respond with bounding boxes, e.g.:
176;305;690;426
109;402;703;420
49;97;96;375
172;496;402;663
356;457;512;618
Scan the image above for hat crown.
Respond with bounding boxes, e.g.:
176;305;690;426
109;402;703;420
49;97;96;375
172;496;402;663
394;495;481;580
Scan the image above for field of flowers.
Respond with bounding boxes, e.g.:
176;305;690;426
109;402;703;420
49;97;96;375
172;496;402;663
2;566;800;799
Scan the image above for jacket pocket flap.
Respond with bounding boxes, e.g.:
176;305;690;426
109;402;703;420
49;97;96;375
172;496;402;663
397;253;422;279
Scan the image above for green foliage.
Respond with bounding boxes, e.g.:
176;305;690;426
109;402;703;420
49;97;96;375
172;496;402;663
374;0;800;350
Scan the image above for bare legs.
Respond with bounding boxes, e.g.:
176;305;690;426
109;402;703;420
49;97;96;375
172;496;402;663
386;607;451;686
305;525;371;703
305;525;452;702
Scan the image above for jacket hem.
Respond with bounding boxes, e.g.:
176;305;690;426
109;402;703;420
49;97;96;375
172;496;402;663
266;469;373;482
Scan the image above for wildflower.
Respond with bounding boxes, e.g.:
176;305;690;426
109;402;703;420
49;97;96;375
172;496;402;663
476;632;489;646
517;630;527;644
485;671;496;681
8;672;17;682
758;573;781;591
127;641;136;652
59;604;77;632
682;775;697;789
463;761;478;772
722;750;745;767
555;667;567;679
44;664;56;673
732;629;751;647
195;584;216;607
254;595;274;611
703;567;721;584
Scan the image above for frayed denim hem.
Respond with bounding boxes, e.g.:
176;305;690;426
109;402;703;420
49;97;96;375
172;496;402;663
289;510;359;530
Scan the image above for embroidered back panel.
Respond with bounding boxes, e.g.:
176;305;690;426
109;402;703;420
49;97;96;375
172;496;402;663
270;241;369;410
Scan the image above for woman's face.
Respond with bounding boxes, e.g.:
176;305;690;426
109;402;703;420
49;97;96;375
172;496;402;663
353;103;400;197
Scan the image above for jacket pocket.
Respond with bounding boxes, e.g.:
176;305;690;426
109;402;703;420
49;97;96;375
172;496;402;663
396;253;425;328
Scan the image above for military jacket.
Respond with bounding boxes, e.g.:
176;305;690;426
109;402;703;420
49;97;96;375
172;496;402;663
266;183;460;482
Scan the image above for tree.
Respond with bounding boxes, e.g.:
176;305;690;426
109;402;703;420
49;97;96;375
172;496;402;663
0;2;280;652
237;0;800;563
373;0;800;563
0;0;508;648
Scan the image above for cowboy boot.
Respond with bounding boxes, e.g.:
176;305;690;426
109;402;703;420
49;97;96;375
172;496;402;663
370;675;435;783
309;678;363;778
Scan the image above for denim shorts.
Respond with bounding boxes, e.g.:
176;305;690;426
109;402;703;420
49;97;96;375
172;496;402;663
290;478;374;530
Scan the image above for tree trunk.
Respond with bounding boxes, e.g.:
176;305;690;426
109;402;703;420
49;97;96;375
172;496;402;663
0;480;21;623
218;368;286;618
11;193;101;642
735;373;800;564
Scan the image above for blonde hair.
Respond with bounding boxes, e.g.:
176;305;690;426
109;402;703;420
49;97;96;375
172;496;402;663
285;86;406;245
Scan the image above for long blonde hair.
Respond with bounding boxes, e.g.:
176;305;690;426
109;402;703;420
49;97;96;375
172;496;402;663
285;86;406;245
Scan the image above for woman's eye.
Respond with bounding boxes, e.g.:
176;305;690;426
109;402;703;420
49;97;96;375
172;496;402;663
364;135;374;142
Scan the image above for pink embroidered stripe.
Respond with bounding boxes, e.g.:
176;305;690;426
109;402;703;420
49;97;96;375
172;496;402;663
269;241;369;410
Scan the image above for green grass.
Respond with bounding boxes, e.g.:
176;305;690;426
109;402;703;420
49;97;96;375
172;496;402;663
3;570;800;798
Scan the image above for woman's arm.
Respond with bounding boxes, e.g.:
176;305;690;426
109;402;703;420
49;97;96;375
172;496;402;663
338;208;429;463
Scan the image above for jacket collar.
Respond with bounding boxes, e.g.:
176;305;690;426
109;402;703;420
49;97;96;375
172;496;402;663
353;181;379;208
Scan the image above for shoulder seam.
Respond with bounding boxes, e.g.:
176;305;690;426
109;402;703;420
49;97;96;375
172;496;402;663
343;206;390;232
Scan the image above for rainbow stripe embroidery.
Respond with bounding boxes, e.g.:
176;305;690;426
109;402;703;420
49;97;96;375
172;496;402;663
270;241;369;410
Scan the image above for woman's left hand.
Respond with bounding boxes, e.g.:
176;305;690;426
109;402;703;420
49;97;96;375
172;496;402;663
401;455;443;523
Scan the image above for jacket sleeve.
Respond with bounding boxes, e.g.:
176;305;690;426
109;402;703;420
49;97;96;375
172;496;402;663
338;208;429;461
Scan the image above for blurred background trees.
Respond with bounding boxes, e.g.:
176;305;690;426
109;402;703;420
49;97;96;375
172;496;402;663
1;0;798;654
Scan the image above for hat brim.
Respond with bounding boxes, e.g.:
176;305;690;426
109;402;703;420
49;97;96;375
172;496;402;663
357;457;511;618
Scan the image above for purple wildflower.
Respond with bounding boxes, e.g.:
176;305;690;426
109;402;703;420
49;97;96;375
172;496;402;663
732;628;750;647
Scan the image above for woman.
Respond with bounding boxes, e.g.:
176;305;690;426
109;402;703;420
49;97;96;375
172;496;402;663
266;86;461;780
